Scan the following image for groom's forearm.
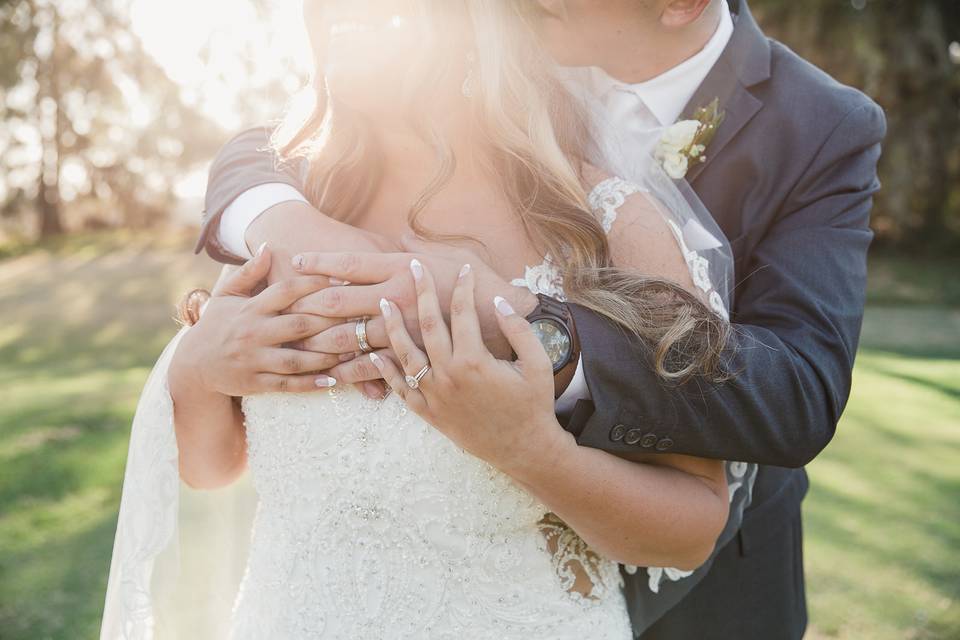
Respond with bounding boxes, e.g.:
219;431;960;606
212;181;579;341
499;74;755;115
246;201;396;284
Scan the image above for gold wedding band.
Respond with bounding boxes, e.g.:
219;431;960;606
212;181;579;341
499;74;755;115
355;317;373;354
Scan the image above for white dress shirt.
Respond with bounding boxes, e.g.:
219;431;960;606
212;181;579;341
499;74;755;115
216;1;734;411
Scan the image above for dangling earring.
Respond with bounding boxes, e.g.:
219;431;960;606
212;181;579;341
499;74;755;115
461;52;477;99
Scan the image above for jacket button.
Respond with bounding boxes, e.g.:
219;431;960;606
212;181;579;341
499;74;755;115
656;437;675;451
640;434;658;448
624;429;643;445
610;424;627;442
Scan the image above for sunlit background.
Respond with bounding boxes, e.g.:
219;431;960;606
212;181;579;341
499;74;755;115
0;0;312;237
0;1;958;639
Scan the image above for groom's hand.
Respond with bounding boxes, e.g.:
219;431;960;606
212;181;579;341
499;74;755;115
289;247;538;362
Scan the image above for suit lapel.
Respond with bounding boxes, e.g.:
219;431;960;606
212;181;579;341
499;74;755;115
683;68;762;183
682;0;772;184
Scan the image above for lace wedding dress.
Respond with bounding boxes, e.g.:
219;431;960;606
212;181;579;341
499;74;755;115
228;178;650;640
101;178;748;640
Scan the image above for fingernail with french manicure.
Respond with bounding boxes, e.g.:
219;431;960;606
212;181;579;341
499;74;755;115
369;352;384;370
459;264;471;279
292;254;304;271
256;242;267;258
379;298;392;318
494;296;515;316
329;278;351;286
315;376;337;388
409;258;423;282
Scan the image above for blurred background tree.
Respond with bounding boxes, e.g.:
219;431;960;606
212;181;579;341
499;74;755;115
751;0;960;252
0;0;299;241
0;0;229;237
0;0;957;250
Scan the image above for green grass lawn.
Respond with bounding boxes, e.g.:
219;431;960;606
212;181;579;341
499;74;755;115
0;232;957;639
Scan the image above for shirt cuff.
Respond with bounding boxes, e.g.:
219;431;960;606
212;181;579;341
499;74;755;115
555;355;589;414
217;183;309;260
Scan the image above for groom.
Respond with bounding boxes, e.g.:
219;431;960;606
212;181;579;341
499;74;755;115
194;0;885;637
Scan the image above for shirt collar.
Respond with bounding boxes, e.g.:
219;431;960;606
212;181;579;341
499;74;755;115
568;0;735;127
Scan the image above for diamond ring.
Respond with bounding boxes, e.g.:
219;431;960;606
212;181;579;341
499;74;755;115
405;364;431;390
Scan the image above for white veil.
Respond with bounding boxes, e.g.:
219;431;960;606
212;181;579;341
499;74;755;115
100;327;259;639
559;66;734;320
559;66;758;604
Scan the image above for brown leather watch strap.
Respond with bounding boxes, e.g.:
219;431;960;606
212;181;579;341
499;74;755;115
553;307;580;398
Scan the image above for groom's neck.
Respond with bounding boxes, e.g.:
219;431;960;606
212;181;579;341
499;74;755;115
598;2;724;84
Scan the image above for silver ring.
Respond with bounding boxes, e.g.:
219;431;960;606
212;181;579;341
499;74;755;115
405;364;431;390
355;317;373;354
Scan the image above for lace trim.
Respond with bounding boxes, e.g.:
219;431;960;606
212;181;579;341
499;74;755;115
664;219;729;320
509;177;648;299
537;513;620;602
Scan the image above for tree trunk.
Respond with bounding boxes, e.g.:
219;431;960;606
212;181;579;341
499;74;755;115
37;3;64;238
37;175;63;237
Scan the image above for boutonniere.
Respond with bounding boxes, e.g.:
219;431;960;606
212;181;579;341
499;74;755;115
655;98;726;180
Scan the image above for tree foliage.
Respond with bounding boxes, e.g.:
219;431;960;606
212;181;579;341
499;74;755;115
751;0;960;251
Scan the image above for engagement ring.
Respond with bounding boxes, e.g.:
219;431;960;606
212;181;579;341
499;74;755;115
405;364;431;390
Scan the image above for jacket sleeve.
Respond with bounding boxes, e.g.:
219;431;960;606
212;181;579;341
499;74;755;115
567;101;887;468
196;127;307;265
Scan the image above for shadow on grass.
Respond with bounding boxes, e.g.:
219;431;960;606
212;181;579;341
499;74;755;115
864;365;960;403
806;475;960;639
0;405;131;508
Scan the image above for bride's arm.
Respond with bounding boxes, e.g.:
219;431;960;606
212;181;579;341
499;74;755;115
169;266;249;490
169;254;336;489
375;251;729;572
170;339;247;490
512;431;728;571
508;189;729;570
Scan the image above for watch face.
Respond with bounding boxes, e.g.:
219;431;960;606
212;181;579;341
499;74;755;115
530;319;571;370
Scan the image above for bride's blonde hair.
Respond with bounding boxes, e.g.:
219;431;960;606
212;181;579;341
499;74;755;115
277;0;730;382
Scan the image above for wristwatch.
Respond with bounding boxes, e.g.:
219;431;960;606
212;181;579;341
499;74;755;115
524;293;580;382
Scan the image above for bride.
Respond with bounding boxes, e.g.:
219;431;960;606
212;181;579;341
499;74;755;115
102;1;743;638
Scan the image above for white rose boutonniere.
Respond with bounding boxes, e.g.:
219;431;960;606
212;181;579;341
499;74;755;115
655;98;726;180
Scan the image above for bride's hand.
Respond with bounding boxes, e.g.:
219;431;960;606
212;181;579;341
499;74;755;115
368;259;572;474
174;246;344;397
